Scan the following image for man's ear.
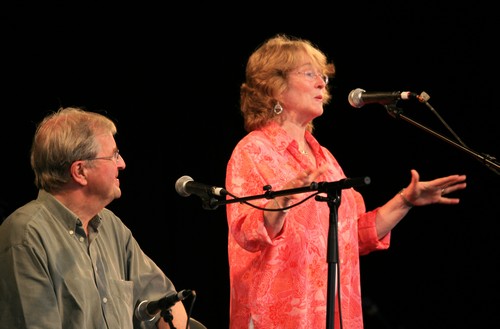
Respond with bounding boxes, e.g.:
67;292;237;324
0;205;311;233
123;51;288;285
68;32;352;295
70;161;88;185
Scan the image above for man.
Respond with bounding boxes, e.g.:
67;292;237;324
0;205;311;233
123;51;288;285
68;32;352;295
0;107;188;329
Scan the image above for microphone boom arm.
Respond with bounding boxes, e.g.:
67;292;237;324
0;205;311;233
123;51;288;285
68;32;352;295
385;104;499;175
210;177;371;208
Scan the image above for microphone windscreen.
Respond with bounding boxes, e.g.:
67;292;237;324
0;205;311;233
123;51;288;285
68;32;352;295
175;175;193;197
348;88;365;108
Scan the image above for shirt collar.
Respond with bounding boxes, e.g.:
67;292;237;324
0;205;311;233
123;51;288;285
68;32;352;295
260;121;320;155
36;190;103;232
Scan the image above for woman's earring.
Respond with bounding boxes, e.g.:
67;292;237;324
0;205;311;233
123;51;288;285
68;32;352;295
273;102;283;115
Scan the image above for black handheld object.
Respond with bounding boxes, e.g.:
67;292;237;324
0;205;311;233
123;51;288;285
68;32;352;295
175;175;227;198
135;289;192;321
348;88;417;108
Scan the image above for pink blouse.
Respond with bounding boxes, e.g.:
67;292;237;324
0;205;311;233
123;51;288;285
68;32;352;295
225;122;391;329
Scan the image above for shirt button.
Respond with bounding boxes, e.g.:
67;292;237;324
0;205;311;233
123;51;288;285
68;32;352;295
69;230;74;235
79;237;85;242
103;297;108;303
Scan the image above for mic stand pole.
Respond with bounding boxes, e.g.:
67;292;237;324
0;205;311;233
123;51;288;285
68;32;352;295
385;104;500;175
211;177;371;329
316;187;341;329
160;308;176;329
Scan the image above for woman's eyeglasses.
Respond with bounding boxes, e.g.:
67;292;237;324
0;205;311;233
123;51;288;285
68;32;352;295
295;70;329;84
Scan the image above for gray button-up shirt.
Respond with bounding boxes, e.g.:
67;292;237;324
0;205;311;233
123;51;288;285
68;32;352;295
0;190;176;329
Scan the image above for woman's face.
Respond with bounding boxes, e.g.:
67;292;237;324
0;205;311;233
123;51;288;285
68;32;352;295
280;59;328;125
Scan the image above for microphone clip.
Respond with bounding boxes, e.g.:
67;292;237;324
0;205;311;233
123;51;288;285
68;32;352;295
384;103;404;119
201;197;219;210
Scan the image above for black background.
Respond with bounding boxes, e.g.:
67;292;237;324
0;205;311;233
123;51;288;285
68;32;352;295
1;4;499;329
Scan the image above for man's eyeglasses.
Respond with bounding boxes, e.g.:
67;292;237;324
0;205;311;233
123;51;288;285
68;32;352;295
83;150;121;164
295;70;329;84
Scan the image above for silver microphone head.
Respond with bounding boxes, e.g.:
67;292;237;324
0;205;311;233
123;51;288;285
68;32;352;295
175;175;193;197
348;88;365;108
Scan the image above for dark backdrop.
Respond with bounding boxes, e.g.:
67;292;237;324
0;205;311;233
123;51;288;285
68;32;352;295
1;4;499;329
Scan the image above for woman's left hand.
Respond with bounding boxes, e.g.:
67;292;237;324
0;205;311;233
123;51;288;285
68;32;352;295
404;169;467;206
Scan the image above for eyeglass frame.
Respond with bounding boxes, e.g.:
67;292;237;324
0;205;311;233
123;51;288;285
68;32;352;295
82;150;121;163
293;70;329;84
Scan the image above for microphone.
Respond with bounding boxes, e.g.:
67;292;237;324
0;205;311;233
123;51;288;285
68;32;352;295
348;88;418;108
135;289;192;322
175;175;227;199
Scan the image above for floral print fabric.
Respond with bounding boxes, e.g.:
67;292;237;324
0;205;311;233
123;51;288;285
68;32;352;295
226;122;390;328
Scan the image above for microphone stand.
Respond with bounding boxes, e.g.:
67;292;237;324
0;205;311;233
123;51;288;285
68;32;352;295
211;177;371;329
160;308;175;329
316;184;342;329
385;104;500;175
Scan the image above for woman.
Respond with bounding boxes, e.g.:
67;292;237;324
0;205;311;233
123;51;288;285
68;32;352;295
225;34;467;328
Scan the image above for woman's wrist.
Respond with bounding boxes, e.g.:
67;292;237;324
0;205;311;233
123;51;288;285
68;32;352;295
398;188;414;208
273;198;289;213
